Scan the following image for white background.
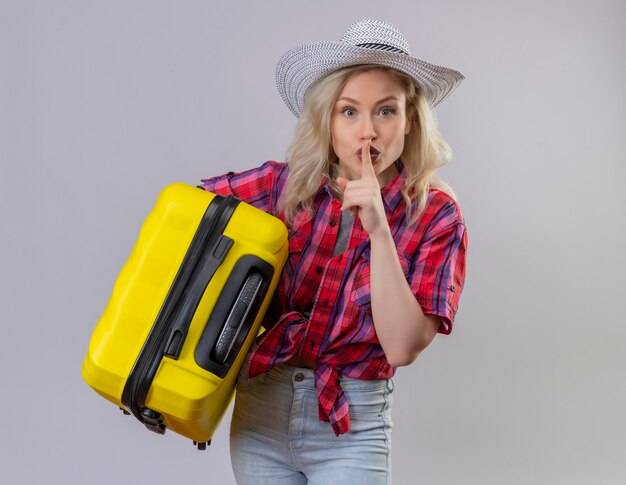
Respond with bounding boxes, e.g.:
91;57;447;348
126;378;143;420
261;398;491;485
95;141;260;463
1;1;625;483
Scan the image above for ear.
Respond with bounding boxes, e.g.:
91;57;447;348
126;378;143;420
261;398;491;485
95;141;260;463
405;117;412;135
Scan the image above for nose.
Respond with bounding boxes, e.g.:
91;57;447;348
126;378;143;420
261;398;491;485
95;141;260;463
359;115;377;140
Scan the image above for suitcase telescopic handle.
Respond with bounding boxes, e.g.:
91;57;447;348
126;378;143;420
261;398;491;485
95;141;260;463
163;234;234;359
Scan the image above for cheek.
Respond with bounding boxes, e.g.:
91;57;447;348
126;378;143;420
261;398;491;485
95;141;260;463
331;125;350;151
330;119;343;148
390;127;407;151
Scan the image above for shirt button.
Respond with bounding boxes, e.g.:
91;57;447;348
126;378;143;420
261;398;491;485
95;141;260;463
329;219;336;227
294;372;305;382
315;266;323;274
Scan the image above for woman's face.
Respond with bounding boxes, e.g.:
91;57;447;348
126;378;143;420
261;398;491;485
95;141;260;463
330;69;411;186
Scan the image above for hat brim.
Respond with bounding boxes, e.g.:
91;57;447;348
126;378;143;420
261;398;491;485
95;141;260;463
276;41;464;117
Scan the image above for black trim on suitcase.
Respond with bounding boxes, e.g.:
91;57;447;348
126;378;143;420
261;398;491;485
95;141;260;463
121;194;240;434
194;255;274;378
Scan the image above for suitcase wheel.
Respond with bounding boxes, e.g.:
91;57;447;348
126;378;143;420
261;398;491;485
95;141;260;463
193;440;211;450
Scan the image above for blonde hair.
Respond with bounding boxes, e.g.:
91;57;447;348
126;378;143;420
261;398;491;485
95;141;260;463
279;65;455;223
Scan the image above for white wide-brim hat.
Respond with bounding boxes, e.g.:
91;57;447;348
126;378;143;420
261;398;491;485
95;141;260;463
276;18;464;117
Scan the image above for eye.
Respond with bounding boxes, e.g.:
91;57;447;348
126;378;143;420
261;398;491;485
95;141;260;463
378;107;395;117
341;106;357;118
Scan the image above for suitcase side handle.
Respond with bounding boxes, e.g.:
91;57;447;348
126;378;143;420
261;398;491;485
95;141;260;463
194;255;274;378
211;271;264;364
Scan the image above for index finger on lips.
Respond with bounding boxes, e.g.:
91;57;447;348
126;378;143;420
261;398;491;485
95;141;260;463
360;140;376;181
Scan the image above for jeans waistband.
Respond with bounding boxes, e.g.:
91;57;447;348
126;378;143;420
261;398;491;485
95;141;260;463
267;363;393;392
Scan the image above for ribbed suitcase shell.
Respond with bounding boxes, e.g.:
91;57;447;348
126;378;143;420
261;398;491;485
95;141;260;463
82;183;288;445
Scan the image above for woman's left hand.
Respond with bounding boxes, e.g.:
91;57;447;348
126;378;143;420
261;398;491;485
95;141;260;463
336;140;390;237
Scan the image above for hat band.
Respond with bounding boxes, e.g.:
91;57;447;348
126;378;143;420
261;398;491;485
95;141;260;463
356;42;407;55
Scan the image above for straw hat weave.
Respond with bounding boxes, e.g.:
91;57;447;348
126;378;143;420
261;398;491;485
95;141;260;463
275;19;464;117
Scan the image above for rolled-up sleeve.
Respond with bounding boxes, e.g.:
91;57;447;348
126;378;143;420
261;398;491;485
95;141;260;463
409;220;467;335
200;161;286;215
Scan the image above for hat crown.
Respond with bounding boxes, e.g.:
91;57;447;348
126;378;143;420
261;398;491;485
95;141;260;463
340;18;411;55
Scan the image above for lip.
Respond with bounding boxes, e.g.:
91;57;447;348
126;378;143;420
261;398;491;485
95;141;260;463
356;146;381;161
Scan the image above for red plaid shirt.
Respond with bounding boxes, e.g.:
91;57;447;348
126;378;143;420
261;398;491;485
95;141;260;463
201;161;467;435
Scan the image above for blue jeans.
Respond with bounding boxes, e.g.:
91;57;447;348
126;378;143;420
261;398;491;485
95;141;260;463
229;362;394;484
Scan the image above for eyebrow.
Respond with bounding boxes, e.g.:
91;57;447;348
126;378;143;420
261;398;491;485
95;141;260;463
335;95;400;105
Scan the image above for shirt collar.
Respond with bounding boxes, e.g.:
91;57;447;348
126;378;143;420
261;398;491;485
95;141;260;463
380;166;406;212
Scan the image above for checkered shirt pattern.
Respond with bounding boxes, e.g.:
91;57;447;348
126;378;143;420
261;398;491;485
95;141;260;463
201;161;467;435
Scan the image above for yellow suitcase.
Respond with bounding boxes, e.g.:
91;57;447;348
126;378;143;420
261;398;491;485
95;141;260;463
82;183;288;449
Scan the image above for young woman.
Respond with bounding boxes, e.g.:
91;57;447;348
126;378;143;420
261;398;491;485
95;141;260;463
201;18;467;485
